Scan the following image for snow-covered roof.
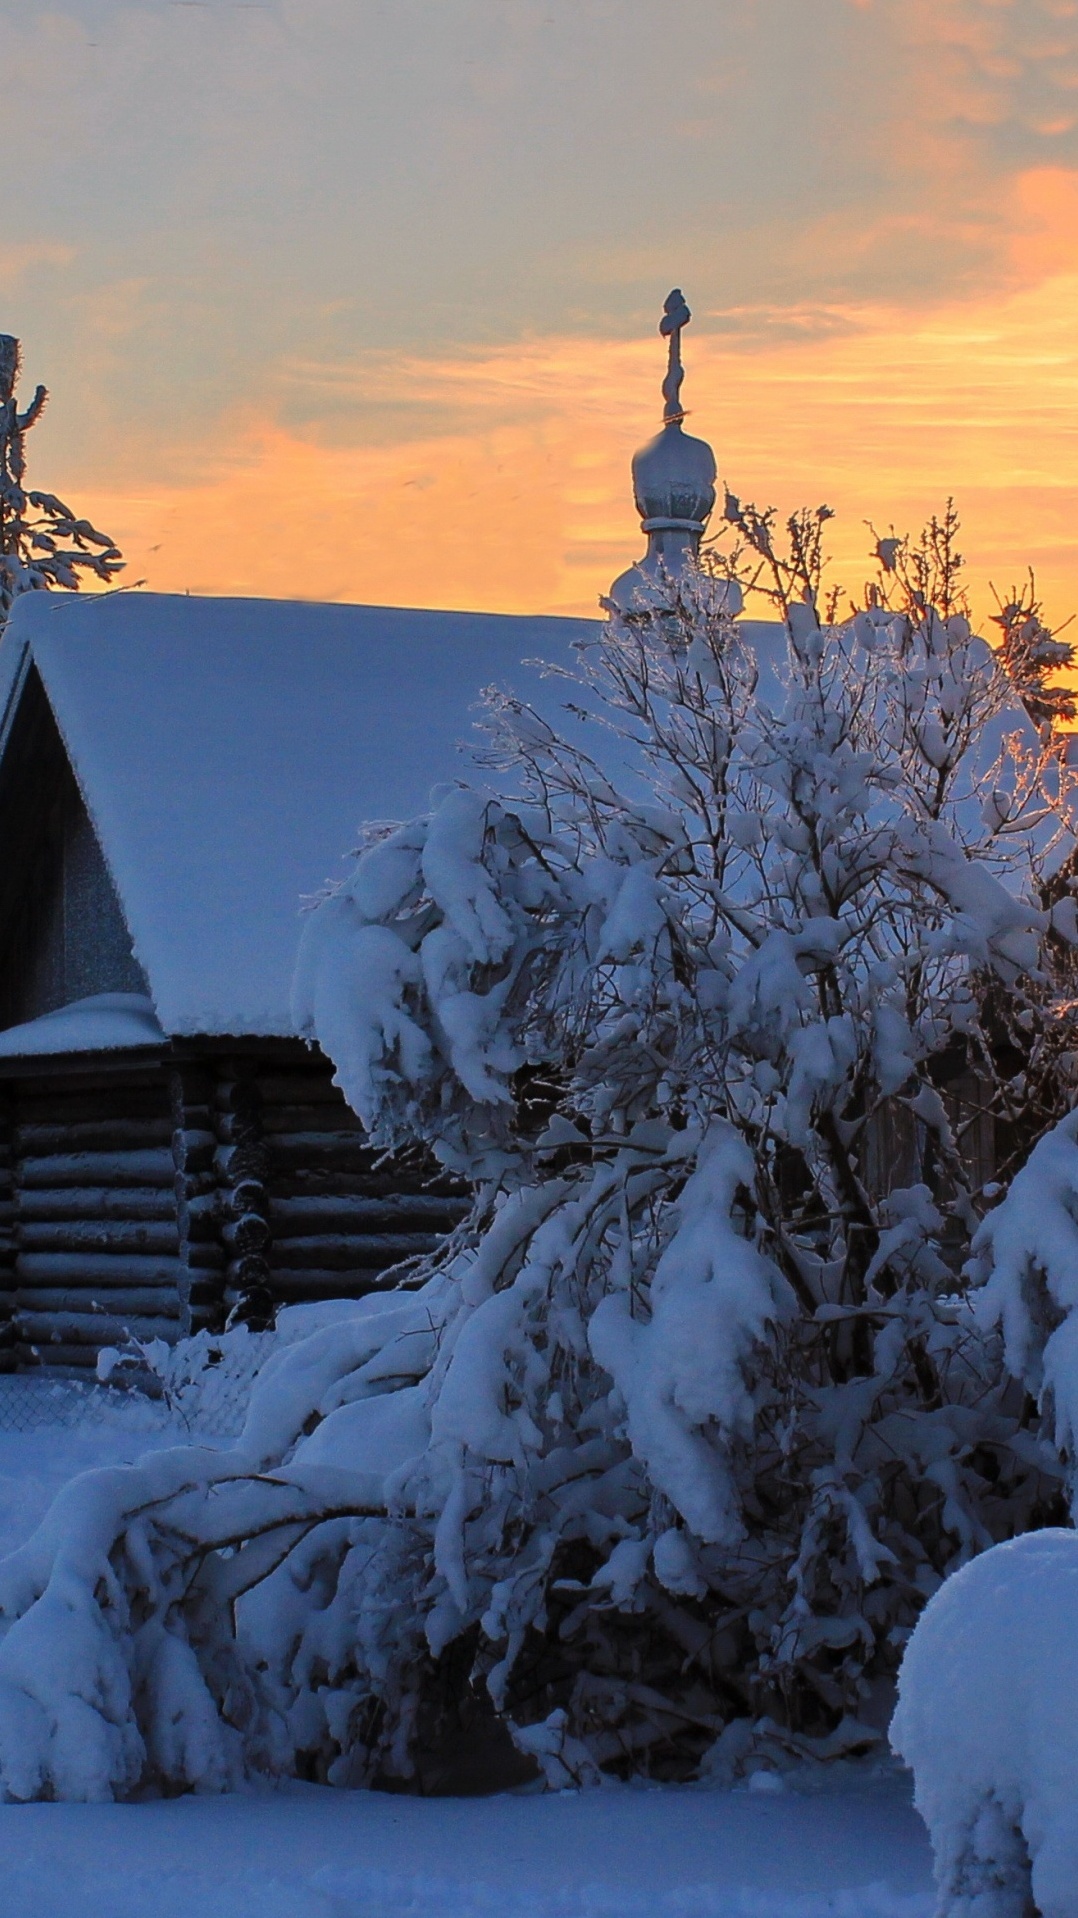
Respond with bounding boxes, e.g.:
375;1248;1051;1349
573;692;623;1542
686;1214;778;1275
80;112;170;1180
0;591;602;1039
3;591;954;1051
0;993;165;1059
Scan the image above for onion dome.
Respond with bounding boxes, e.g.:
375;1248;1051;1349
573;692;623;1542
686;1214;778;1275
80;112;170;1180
610;290;724;616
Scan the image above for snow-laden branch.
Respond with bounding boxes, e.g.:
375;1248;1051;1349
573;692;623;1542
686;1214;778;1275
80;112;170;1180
3;509;1076;1798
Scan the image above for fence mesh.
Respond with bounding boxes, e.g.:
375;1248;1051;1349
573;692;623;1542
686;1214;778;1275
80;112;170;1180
0;1331;278;1439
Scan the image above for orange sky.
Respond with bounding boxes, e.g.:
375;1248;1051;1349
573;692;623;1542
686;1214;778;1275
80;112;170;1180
79;235;1078;634
5;2;1078;640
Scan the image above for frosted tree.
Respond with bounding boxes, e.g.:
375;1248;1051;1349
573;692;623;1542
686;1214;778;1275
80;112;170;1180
0;335;123;628
990;572;1076;733
0;501;1076;1803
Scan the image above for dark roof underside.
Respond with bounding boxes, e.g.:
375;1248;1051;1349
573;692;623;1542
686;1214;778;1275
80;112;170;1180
0;666;145;1030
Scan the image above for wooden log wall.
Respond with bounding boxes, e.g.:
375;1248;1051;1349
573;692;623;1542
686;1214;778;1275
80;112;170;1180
1;1047;469;1370
249;1056;468;1309
0;1088;14;1373
213;1063;274;1327
170;1064;228;1338
10;1070;183;1370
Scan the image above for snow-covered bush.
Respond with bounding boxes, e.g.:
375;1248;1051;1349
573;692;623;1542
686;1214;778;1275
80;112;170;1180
1;501;1076;1801
991;570;1076;734
966;1108;1078;1486
96;1322;278;1437
891;1528;1078;1918
897;1076;1078;1909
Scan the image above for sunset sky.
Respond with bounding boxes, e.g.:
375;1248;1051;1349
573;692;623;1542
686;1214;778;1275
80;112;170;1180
4;0;1078;630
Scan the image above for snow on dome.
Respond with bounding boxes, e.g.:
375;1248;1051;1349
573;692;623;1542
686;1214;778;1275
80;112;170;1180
632;419;717;537
0;591;600;1040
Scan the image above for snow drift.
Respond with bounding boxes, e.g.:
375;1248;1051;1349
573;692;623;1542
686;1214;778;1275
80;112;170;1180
892;1529;1078;1918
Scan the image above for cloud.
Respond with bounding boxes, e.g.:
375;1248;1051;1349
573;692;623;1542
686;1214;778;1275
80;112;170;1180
58;258;1078;629
5;0;1077;637
0;243;76;291
1008;165;1078;273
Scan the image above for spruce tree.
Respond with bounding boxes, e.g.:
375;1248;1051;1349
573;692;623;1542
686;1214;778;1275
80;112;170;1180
990;573;1076;733
0;335;123;629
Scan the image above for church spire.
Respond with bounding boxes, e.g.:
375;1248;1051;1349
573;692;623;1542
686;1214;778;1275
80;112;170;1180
609;290;720;614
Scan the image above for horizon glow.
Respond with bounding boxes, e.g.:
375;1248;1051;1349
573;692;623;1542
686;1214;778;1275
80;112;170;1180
2;1;1077;634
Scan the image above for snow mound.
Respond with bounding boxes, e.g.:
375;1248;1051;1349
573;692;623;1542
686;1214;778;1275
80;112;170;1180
891;1527;1078;1917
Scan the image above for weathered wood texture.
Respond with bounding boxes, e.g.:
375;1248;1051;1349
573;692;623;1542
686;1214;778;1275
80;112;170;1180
234;1057;467;1314
2;1046;468;1370
171;1062;228;1339
0;666;146;1032
11;1072;181;1369
0;1088;15;1372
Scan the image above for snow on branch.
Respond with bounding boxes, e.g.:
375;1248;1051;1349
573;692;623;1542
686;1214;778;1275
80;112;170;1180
3;500;1077;1798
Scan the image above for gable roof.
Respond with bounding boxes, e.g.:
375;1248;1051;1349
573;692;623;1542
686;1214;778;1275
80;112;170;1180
0;590;601;1040
1;590;1034;1056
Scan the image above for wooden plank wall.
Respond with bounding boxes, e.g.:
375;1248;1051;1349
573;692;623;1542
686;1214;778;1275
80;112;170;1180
0;1049;469;1370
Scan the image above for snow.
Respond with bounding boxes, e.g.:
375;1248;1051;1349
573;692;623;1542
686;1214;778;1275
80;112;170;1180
0;592;927;1047
589;1123;794;1547
0;1400;194;1554
234;593;1074;1809
0;991;164;1058
0;1402;934;1917
0;590;601;1039
970;1107;1078;1458
0;585;1059;1903
891;1529;1078;1917
0;1775;933;1918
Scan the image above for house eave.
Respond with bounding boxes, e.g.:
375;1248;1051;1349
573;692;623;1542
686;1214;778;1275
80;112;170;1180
0;1031;326;1081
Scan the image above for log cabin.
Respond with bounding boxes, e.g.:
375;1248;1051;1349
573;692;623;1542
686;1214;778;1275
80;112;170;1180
0;589;598;1371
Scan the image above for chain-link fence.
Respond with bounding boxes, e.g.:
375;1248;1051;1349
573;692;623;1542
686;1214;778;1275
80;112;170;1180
0;1330;278;1439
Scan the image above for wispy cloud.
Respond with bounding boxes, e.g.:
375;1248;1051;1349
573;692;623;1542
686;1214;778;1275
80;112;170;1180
66;251;1078;627
4;2;1077;631
0;242;76;291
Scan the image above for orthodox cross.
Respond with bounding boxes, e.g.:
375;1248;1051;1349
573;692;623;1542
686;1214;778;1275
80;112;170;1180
659;288;691;424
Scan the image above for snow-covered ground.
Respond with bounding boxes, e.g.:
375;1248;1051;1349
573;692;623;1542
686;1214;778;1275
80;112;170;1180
0;1392;934;1918
2;1774;934;1918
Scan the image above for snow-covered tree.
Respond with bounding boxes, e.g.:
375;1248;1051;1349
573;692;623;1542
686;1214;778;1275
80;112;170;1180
0;502;1075;1802
0;335;123;628
990;572;1076;734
